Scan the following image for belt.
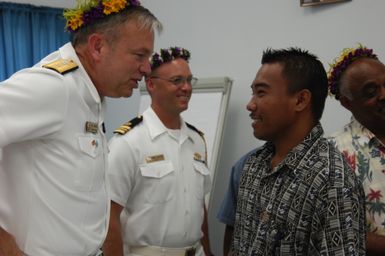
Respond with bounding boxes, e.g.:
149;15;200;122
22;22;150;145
130;243;200;256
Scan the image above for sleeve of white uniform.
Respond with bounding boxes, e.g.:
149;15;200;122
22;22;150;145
107;135;137;207
0;68;68;147
203;138;212;196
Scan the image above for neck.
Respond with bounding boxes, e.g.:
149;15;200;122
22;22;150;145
151;105;181;129
75;45;100;95
370;129;385;145
375;133;385;145
271;117;316;169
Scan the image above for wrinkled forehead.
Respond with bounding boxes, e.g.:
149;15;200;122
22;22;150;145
343;58;385;91
346;58;385;78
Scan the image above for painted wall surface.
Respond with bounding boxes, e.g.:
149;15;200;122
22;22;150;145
4;0;385;255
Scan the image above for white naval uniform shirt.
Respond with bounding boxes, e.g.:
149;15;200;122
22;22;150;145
0;43;109;256
108;107;211;252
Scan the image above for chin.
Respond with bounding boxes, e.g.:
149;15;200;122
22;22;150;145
119;89;133;98
253;131;268;141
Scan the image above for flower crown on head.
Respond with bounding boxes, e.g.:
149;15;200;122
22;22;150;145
327;44;378;99
150;47;191;71
63;0;141;33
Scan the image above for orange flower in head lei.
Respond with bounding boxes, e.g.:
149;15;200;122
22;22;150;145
63;0;141;33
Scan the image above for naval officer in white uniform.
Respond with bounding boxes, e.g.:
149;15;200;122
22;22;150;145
0;1;162;255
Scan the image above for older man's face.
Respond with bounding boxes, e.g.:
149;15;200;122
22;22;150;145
341;58;385;136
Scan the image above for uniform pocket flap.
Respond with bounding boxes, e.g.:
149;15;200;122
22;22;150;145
140;160;174;178
193;161;210;176
78;135;101;158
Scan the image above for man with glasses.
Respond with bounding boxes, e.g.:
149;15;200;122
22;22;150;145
103;47;213;256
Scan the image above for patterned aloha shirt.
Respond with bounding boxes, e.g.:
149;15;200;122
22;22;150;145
330;117;385;236
232;123;366;255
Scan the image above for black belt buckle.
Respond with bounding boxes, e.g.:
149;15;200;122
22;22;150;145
185;247;196;256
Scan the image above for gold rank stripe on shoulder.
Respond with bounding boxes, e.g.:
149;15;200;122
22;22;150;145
186;122;204;136
114;124;131;135
42;59;78;75
114;116;143;135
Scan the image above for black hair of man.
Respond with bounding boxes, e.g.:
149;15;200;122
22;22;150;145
261;47;328;121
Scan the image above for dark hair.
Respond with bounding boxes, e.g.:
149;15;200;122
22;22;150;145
262;47;328;121
71;5;162;46
150;47;191;71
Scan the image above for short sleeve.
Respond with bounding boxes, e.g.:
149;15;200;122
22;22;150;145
217;149;255;226
107;135;137;207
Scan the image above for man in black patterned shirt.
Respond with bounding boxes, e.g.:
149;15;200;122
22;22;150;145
232;48;366;255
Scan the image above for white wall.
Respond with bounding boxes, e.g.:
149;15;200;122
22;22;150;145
6;0;385;255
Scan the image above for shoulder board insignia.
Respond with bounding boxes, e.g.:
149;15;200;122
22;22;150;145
114;116;143;135
186;122;204;137
42;59;78;75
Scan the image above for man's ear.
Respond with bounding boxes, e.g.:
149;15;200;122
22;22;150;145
294;89;311;112
145;77;155;93
339;95;353;111
87;33;105;62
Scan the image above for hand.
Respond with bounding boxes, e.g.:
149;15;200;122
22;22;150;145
0;228;23;256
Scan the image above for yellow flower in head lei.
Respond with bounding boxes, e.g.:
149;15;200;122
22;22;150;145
63;0;141;32
327;44;378;99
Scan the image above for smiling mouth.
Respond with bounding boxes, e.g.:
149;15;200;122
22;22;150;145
178;95;190;100
249;113;261;122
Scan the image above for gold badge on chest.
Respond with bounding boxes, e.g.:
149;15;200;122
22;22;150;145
145;154;165;163
85;121;98;134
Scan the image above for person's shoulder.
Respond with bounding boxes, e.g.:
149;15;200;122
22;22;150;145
113;116;144;136
40;58;79;76
314;138;359;184
185;122;204;137
314;137;343;162
328;119;355;144
185;121;207;145
236;148;259;166
3;59;79;101
8;57;78;83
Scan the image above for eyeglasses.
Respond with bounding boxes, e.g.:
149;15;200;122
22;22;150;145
150;76;198;86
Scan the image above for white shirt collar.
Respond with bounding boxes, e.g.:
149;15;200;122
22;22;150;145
142;107;195;144
59;42;102;105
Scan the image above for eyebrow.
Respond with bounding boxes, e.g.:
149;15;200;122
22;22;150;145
134;47;153;55
251;83;269;89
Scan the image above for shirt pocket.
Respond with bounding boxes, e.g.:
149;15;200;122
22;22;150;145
193;161;211;200
76;135;103;191
139;160;175;204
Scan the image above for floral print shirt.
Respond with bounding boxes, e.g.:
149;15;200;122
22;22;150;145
330;117;385;236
